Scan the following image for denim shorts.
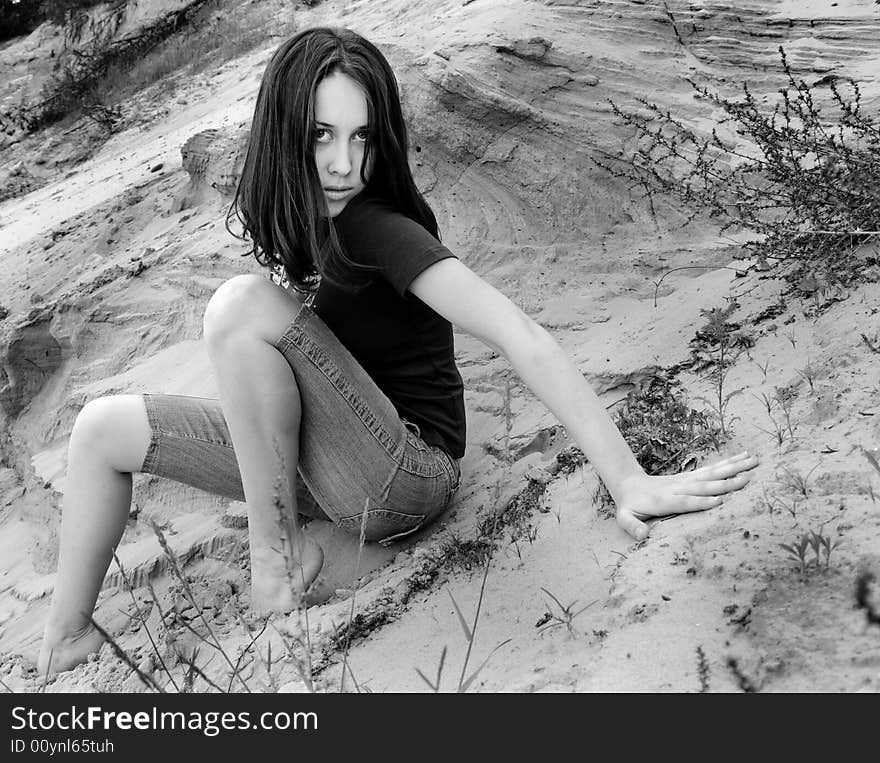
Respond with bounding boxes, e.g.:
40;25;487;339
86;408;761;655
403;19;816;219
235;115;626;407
140;303;461;545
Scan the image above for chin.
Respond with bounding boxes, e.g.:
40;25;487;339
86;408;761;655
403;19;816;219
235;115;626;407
328;190;362;215
327;199;348;217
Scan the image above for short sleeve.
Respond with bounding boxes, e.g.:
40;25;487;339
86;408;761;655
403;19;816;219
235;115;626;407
332;195;457;296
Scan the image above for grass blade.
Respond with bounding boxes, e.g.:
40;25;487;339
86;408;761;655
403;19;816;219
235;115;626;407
88;617;165;693
415;645;446;692
459;638;512;693
539;586;567;611
446;588;472;642
340;498;370;692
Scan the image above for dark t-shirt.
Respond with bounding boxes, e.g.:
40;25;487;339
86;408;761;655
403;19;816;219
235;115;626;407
311;193;467;459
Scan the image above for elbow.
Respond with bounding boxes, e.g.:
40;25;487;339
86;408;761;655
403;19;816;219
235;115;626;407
497;312;558;366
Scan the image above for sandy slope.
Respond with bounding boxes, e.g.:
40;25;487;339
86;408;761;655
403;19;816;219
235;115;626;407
0;0;879;692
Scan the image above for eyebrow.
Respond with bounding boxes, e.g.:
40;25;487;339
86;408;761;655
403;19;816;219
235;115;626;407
314;121;370;129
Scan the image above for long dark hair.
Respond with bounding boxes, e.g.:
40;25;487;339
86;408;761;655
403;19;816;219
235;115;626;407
226;27;439;291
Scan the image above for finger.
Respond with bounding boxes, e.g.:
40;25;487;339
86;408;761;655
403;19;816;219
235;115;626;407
616;509;650;541
676;473;754;496
692;451;755;468
692;451;750;470
694;455;759;480
674;494;725;513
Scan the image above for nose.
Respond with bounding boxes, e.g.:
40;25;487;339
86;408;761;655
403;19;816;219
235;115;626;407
328;140;352;177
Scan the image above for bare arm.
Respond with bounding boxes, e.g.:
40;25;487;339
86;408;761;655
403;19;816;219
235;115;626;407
409;258;758;539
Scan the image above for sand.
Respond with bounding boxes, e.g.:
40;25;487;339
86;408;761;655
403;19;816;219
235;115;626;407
0;0;879;693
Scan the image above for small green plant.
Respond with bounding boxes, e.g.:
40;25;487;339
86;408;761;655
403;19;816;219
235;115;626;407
752;391;788;447
537;587;598;637
779;532;811;574
693;301;748;437
762;487;803;520
796;357;819;394
754;387;798;447
593;373;723;514
761;485;780;516
684;535;704;576
750;355;771;383
775;387;797;440
780;527;840;574
777;462;821;498
811;528;841;570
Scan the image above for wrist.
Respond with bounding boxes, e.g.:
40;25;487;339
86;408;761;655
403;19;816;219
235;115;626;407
609;467;649;506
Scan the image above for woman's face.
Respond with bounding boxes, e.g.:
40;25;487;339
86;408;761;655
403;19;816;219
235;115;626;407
313;71;373;217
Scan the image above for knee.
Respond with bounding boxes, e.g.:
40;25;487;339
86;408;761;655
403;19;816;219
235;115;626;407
203;274;268;348
70;397;114;450
203;273;299;352
69;396;148;469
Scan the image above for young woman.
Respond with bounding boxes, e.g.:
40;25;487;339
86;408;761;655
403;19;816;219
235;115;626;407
38;27;758;675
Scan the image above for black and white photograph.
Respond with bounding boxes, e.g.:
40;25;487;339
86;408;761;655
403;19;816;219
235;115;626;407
0;0;878;705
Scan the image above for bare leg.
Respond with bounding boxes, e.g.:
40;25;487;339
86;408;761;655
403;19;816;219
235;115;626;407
39;276;321;675
203;275;323;615
38;394;152;675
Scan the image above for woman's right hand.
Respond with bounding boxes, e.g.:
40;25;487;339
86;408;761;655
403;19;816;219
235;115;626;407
613;451;760;541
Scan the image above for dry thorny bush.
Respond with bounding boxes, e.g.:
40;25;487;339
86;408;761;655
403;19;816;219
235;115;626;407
598;46;880;293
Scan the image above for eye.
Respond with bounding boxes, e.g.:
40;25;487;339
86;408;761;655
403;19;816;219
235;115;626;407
313;128;331;143
354;129;370;142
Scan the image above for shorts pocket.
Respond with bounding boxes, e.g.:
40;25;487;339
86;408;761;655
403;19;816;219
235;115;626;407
337;507;427;545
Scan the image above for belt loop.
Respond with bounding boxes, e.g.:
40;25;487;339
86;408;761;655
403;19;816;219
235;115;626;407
401;418;421;439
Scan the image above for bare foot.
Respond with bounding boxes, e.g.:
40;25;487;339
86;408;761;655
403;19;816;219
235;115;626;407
38;622;105;677
250;534;324;616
